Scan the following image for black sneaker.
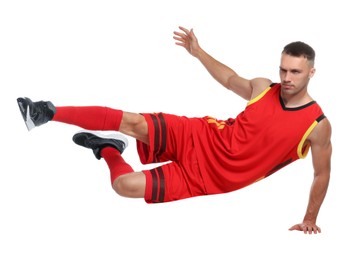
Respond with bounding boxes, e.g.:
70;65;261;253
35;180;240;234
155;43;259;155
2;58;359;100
17;97;56;131
72;131;129;160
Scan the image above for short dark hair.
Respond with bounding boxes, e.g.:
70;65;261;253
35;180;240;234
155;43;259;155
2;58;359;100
282;41;315;63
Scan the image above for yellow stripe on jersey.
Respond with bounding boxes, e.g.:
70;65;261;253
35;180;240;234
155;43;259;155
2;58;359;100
247;87;271;106
297;120;318;158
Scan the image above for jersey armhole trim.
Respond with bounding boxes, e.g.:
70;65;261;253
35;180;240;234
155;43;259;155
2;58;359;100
298;120;318;158
247;87;271;106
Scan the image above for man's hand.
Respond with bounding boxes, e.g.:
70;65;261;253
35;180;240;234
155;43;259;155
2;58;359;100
173;26;200;57
289;222;321;234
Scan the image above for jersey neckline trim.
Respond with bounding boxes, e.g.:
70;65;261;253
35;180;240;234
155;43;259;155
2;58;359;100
279;93;316;111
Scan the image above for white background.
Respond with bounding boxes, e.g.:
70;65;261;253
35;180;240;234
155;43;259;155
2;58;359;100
1;0;361;259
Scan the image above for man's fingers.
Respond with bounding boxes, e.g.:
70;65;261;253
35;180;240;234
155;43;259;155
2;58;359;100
289;224;321;234
178;26;190;34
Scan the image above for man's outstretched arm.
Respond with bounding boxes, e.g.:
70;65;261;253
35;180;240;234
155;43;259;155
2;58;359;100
173;26;271;101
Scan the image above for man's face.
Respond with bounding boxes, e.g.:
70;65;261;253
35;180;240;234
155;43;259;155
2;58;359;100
279;53;315;96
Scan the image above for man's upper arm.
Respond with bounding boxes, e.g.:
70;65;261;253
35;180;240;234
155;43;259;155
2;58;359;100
227;76;272;101
309;118;332;176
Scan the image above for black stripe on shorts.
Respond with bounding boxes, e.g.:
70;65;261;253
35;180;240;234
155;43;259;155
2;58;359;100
149;113;167;163
150;167;165;203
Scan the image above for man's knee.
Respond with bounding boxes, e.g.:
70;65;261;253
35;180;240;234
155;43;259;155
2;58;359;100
120;112;148;144
112;173;146;198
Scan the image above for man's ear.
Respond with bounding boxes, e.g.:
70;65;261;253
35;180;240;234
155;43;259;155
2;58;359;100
309;67;316;78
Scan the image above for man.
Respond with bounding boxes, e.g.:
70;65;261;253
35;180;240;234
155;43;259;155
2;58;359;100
17;26;332;234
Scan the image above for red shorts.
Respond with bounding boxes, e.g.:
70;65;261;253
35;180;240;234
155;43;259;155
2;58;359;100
137;113;207;203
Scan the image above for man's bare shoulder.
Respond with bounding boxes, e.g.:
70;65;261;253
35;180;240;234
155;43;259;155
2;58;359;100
308;117;332;146
250;78;273;99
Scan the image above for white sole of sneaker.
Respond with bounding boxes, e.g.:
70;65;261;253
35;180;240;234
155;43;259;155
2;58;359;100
25;105;36;131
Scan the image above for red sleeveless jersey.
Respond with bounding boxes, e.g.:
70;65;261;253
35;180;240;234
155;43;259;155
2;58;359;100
193;83;325;194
